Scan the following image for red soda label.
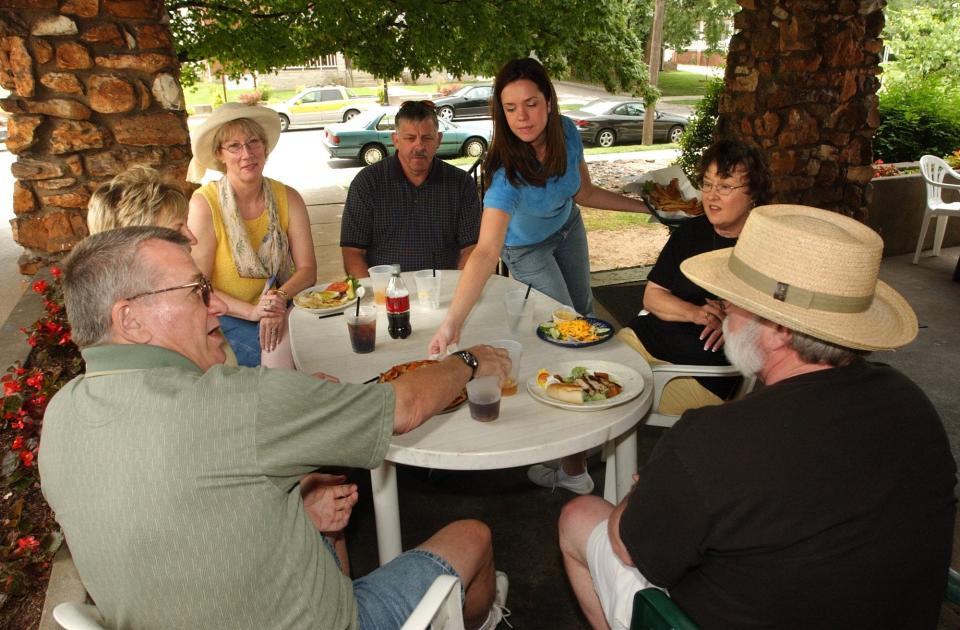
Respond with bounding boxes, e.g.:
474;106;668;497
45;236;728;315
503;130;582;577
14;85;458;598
386;293;409;313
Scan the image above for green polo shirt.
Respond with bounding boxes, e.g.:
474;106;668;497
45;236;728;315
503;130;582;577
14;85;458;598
39;344;394;630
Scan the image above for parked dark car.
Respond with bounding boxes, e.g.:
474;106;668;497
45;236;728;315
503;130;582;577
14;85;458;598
567;99;689;147
433;84;494;121
322;106;491;166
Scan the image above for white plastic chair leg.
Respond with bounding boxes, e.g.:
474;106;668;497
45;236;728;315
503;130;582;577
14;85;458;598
913;214;932;264
933;214;950;257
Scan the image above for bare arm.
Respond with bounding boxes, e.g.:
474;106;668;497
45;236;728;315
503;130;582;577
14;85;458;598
574;160;649;214
456;244;477;270
427;209;509;355
644;281;726;351
391;344;510;434
342;247;370;278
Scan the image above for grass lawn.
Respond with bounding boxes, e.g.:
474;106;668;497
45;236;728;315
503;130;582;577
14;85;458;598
585;143;677;155
580;208;657;231
657;71;714;97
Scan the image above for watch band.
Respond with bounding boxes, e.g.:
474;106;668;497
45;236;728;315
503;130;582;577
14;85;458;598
453;350;479;380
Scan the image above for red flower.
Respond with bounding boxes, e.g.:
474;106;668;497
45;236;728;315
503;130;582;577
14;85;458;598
51;266;62;278
25;372;44;389
44;321;63;335
26;335;38;348
14;367;27;376
32;280;49;294
17;536;39;552
20;450;34;467
31;395;47;409
3;380;21;396
11;435;23;450
59;332;72;345
11;420;25;430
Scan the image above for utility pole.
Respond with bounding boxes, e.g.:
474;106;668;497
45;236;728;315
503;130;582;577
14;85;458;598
642;0;666;145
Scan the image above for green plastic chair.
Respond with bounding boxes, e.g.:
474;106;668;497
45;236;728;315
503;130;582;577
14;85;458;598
630;588;700;630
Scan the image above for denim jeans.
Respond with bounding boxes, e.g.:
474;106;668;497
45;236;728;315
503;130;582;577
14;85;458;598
218;315;261;367
501;206;594;316
353;548;462;629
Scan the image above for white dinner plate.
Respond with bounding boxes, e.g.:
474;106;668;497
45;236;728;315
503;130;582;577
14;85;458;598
525;360;644;412
293;282;365;315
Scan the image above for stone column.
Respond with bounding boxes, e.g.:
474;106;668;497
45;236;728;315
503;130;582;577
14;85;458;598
719;0;886;221
0;0;190;273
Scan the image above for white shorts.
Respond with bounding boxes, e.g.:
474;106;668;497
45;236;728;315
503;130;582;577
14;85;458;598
586;519;660;630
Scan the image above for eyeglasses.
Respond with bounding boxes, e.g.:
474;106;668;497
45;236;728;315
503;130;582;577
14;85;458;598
699;181;749;197
126;276;213;307
220;138;263;155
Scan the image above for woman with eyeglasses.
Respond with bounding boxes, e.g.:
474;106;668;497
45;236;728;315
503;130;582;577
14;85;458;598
428;57;649;494
618;138;771;415
186;103;317;369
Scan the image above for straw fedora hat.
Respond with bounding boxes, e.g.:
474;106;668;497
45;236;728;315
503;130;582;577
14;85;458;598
680;205;917;351
186;102;281;182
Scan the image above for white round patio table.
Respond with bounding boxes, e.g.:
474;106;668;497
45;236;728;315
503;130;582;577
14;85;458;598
289;271;653;565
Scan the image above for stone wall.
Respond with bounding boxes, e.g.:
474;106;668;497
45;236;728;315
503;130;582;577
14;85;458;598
0;0;188;273
719;0;886;221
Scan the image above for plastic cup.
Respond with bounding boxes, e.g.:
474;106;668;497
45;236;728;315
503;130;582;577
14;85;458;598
414;270;442;309
488;339;522;396
346;306;377;353
368;265;397;306
503;289;528;334
466;375;501;422
553;305;578;324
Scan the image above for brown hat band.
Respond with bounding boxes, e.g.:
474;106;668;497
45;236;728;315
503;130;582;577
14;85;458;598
728;253;875;314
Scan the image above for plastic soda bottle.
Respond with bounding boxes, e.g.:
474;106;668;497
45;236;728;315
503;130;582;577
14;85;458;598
386;272;412;339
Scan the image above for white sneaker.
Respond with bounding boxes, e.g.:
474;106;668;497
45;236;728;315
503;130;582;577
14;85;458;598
479;571;512;629
527;464;595;495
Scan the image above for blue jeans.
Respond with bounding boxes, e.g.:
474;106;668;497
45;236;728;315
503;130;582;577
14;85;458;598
219;315;261;367
353;549;462;629
501;206;594;316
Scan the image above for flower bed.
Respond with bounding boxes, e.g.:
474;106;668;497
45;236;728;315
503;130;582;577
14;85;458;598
0;269;83;628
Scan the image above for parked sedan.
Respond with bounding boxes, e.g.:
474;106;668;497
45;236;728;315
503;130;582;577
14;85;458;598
433;84;494;121
567;99;689;146
268;86;377;131
322;107;492;166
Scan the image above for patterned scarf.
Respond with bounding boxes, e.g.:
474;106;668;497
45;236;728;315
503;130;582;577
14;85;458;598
217;177;293;284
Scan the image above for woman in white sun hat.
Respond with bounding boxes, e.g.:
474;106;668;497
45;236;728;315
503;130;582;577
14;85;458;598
186;103;317;369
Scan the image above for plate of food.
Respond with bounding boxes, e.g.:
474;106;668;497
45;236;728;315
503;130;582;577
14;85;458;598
377;359;467;413
294;277;364;314
537;316;614;348
623;165;703;228
526;361;643;411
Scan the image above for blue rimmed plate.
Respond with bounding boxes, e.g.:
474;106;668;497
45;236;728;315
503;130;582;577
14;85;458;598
536;316;614;348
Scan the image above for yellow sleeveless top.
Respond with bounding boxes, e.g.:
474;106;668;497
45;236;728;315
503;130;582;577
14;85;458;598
198;178;291;305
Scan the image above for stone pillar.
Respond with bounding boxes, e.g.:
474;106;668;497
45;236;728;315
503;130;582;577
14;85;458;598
0;0;190;273
719;0;886;221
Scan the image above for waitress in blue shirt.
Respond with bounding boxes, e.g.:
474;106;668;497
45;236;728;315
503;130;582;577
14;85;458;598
429;57;649;493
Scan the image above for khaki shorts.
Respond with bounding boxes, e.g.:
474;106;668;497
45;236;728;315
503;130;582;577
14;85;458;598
586;520;660;630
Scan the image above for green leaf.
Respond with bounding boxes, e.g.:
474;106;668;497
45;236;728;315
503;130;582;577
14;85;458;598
44;530;64;555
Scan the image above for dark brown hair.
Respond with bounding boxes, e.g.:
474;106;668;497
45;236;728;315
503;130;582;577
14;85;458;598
483;58;566;189
698;139;772;205
396;100;439;130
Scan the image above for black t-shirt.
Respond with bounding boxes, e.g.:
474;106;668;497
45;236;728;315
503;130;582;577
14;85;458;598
629;215;737;397
620;361;957;629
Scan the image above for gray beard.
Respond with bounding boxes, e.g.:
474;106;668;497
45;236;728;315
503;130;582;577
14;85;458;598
723;316;765;378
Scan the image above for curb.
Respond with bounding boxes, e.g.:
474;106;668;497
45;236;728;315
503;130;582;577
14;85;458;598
39;545;86;630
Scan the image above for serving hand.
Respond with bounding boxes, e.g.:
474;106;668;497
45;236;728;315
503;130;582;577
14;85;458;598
300;473;359;533
427;319;461;359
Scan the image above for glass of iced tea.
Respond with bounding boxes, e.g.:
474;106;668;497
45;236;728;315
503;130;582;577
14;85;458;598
488;339;522;396
346;306;377;353
466;375;501;422
367;265;396;306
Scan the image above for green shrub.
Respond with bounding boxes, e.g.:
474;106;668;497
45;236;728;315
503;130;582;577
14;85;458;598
674;76;724;183
874;78;960;162
259;83;273;102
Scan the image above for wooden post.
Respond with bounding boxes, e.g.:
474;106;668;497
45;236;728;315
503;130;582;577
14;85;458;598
642;0;666;146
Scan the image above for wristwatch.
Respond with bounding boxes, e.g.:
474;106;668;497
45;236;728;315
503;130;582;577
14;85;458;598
453;350;479;380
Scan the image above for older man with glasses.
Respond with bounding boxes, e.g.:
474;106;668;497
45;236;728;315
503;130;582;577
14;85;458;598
39;226;512;630
340;99;483;277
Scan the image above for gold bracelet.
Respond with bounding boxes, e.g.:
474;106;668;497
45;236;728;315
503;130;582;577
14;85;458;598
275;288;290;301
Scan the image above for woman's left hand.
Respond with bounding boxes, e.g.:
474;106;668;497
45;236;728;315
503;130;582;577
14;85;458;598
259;312;286;352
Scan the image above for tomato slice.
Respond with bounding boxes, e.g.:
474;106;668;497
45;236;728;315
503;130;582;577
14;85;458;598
326;281;348;293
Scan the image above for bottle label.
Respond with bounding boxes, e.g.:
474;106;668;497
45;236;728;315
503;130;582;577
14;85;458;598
386;294;409;313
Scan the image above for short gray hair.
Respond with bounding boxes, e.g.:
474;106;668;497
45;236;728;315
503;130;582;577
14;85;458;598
788;330;868;367
63;227;191;347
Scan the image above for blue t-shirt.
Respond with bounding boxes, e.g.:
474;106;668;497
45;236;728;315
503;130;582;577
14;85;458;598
483;116;584;246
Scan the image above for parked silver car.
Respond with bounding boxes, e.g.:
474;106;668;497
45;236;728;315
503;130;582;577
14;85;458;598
268;86;377;131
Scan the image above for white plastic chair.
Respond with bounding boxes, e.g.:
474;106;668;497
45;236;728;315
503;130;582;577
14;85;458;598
52;602;107;630
401;574;465;630
602;363;756;503
913;155;960;264
53;576;464;630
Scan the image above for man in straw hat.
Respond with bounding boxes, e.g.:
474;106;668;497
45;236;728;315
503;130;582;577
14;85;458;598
558;205;956;629
40;226;512;629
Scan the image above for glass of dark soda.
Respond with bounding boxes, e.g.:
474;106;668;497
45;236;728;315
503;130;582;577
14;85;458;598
346;306;377;354
466;375;502;422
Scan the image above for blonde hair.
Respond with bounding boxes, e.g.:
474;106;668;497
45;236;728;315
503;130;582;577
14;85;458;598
211;118;269;172
87;166;189;235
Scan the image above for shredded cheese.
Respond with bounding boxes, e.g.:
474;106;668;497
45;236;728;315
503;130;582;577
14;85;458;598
556;318;600;342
